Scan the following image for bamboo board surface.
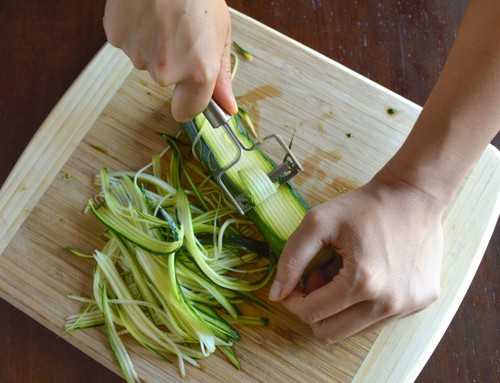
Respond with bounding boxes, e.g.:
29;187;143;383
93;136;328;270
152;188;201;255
1;9;499;383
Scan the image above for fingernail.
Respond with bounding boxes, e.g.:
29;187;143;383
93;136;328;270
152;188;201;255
268;280;282;301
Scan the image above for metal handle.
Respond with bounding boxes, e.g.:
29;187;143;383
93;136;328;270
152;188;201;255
202;99;231;128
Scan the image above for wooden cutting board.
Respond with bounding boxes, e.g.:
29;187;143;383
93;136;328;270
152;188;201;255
1;9;499;383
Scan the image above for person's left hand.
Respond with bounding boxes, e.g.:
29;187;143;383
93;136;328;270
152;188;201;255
268;169;444;345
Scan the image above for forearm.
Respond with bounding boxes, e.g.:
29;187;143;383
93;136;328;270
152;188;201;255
383;0;500;205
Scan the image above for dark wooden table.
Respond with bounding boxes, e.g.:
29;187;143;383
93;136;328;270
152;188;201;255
1;1;498;382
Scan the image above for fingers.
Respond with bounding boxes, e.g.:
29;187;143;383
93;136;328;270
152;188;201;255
267;178;446;346
280;268;440;345
282;288;398;346
309;301;396;345
171;80;217;123
171;37;237;122
103;0;235;123
103;0;138;48
280;272;365;324
269;206;340;302
212;38;238;115
311;292;437;346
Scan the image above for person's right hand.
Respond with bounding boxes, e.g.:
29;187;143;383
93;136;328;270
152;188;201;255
103;0;237;122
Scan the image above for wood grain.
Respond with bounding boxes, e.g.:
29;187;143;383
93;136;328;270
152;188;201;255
1;1;498;382
0;27;386;383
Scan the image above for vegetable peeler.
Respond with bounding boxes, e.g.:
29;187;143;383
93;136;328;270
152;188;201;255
203;99;303;215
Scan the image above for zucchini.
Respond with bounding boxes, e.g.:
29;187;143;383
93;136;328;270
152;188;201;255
68;148;276;381
181;114;309;255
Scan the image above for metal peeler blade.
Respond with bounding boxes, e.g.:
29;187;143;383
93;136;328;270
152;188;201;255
202;99;303;215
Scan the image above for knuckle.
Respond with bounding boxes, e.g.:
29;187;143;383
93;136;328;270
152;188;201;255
120;47;146;71
378;284;441;318
317;334;335;347
150;60;170;86
191;70;216;86
428;286;440;303
188;59;218;86
415;282;441;306
378;296;401;316
131;55;146;71
304;206;327;228
103;23;122;48
105;33;121;48
300;309;322;325
416;286;440;310
311;324;338;347
353;269;379;298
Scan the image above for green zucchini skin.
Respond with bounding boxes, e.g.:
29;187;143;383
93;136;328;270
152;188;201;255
181;114;309;255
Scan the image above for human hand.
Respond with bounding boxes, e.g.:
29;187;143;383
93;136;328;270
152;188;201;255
103;0;237;122
268;168;445;345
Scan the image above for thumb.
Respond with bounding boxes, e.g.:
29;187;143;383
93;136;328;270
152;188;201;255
171;79;216;123
269;207;339;302
212;36;237;115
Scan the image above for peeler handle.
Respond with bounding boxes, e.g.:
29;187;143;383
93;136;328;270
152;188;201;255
203;99;231;128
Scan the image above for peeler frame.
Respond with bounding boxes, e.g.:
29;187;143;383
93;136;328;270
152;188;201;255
203;99;303;215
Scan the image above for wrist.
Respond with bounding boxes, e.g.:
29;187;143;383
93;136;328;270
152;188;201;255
379;116;476;207
372;161;452;213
